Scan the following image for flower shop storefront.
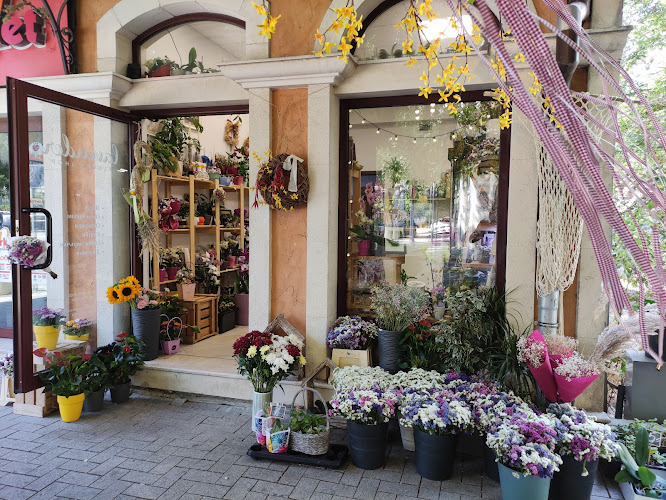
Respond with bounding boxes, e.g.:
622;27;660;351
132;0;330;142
1;0;635;415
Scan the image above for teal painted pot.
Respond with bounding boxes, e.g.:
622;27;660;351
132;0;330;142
498;463;551;500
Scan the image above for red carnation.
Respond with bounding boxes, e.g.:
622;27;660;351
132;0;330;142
123;346;130;353
82;354;91;361
286;344;300;357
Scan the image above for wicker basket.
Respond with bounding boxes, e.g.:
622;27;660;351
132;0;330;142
257;153;309;211
289;388;330;456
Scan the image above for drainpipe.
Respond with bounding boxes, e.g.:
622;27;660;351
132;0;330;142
537;0;590;334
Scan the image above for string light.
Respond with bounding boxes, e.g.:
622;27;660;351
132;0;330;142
376;129;380;134
416;116;420;120
413;138;417;143
415;109;420;114
349;124;353;129
394;135;398;141
430;103;435;107
349;109;451;142
433;137;437;143
361;119;366;124
430;108;435;113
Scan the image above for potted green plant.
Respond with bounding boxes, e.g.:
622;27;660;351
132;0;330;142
32;306;65;350
289;388;330;456
370;283;431;374
219;293;237;333
33;349;90;422
151;117;203;176
102;333;145;404
82;353;109;412
145;55;173;77
176;47;219;74
616;427;666;499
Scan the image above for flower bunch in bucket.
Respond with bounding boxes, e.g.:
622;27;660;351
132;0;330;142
486;408;563;479
399;388;472;435
326;315;377;350
232;330;305;393
329;386;397;425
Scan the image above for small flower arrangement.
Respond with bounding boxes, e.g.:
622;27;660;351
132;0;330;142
157;196;181;231
195;251;221;294
160;248;181;268
517;335;547;367
393;367;445;392
62;318;93;338
545;334;578;357
329;386;398;425
235;254;249;294
330;365;394;392
176;267;195;284
132;288;161;310
553;352;600;381
32;306;65;327
430;284;447;306
546;403;618;468
486;409;563;478
233;331;305;393
6;236;54;277
399;388;473;435
326;316;378;350
370;283;431;332
219;293;237;314
0;353;13;378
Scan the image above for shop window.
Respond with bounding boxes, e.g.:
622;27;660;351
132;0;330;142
343;98;506;316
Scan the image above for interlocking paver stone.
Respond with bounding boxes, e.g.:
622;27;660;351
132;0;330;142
0;391;620;500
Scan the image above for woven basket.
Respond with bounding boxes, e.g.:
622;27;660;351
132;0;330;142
257;153;309;211
289;388;330;456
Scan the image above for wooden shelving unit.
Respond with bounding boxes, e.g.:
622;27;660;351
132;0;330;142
149;170;247;289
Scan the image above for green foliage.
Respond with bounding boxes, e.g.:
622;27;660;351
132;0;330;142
151;118;203;173
290;407;327;434
486;326;536;402
219;293;237;314
271;418;288;433
614;419;666;465
615;427;666;497
399;320;446;372
176;47;220;74
379;155;407;186
96;334;145;386
145;56;173;72
35;352;108;397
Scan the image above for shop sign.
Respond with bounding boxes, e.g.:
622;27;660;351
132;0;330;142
0;0;46;50
0;0;69;85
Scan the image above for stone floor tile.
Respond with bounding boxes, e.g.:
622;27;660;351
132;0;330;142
417;479;441;500
224;477;257;500
354;478;380;499
315;479;356;498
124;483;166;500
187;481;230;497
91;479;133;500
289;476;318;500
27;481;69;500
0;485;33;500
217;465;248;486
243;466;282;482
377;480;419;497
156;479;195;500
252;480;294;497
52;482;101;500
278;465;307;486
57;471;99;487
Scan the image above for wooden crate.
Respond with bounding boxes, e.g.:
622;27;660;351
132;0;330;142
13;387;57;417
182;294;218;344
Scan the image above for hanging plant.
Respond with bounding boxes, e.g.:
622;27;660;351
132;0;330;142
255;153;309;211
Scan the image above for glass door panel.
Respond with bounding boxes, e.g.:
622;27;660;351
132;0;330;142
9;79;133;393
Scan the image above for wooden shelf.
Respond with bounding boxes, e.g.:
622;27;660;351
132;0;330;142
220;227;240;233
221;267;239;273
160;279;177;284
155;174;216;188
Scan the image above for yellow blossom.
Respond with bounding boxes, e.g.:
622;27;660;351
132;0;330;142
247;345;257;358
300;355;306;366
260;345;270;354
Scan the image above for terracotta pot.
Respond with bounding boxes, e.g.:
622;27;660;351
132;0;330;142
148;65;171;78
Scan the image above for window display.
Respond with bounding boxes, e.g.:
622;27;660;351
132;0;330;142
344;99;505;316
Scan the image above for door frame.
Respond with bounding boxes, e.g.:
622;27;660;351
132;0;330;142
7;77;138;393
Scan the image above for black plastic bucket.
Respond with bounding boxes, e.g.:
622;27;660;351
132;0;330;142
83;389;105;412
347;421;388;470
110;383;131;404
377;329;401;374
484;444;500;482
413;428;457;481
549;456;598;500
131;308;160;361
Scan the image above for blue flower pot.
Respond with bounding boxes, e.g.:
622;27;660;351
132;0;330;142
219;176;233;186
498;463;551;500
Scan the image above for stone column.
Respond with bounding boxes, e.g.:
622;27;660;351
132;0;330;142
249;88;272;331
305;84;340;375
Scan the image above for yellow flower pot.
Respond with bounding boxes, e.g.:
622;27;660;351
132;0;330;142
34;325;60;350
64;334;89;342
57;393;85;422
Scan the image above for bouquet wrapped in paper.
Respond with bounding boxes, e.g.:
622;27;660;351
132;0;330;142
6;236;57;278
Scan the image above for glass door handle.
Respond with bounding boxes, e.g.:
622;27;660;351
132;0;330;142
21;207;53;270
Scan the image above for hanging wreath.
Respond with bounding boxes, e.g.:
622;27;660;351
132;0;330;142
255;153;309;211
243;137;249;151
224;118;241;148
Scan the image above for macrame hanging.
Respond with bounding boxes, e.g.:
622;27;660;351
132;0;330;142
536;94;612;297
535;94;613;332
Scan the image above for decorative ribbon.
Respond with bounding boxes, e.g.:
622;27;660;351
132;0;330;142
282;155;303;193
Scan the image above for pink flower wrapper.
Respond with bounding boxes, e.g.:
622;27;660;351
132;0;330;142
553;373;599;403
526;330;559;402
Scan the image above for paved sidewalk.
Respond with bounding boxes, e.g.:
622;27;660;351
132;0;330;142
0;391;623;500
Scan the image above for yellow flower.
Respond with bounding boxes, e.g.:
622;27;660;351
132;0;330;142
247;345;257;358
260;345;270;354
299;355;306;366
251;1;267;16
106;286;122;305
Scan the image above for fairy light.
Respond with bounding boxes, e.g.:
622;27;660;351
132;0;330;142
361;119;366;124
376;129;380;134
394;135;398;141
433;137;437;143
415;109;420;114
413;138;417;143
430;108;436;113
349;124;353;129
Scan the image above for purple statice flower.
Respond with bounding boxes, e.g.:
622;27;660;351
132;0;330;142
326;316;378;350
32;307;65;326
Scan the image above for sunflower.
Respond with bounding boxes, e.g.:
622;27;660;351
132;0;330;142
108;276;141;304
106;286;122;305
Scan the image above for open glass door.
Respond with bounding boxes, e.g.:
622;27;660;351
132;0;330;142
7;78;136;393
